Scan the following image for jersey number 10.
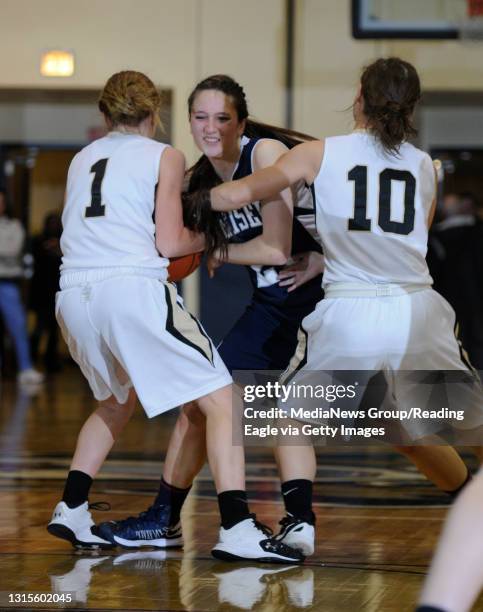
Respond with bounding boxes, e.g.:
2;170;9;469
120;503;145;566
348;166;416;235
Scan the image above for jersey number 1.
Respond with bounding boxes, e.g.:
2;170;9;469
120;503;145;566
348;166;416;235
85;158;108;218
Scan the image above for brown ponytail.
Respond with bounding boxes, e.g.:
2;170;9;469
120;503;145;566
98;70;162;130
360;58;421;155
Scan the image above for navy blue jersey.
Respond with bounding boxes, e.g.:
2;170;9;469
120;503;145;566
216;136;324;372
219;136;323;313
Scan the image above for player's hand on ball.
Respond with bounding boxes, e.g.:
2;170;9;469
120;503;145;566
278;251;325;292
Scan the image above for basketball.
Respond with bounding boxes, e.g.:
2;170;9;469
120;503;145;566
167;252;202;282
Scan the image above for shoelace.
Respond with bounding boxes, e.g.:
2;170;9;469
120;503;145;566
279;515;299;529
249;514;273;537
88;501;111;511
279;512;315;528
116;504;169;528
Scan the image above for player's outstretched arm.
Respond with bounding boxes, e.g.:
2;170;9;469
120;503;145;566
210;140;325;212
155;147;205;258
418;467;483;612
215;139;293;267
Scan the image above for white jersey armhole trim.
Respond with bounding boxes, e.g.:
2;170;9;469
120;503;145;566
311;138;327;186
156;142;171;182
420;152;437;227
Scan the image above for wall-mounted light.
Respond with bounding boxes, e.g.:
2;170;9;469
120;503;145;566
40;50;75;77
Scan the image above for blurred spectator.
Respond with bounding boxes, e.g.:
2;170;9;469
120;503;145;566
428;192;483;370
0;188;44;385
30;212;62;372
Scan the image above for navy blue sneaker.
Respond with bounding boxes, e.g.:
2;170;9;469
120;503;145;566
97;504;183;549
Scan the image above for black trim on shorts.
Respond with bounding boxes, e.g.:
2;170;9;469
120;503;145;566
163;285;214;366
453;321;478;376
187;310;215;366
282;324;309;386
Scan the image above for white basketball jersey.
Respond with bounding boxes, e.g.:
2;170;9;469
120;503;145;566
313;131;435;287
61;132;169;276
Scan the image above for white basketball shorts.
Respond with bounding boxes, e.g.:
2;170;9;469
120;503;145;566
283;285;483;439
56;268;232;417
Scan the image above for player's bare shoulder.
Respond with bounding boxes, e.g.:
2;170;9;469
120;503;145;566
252;138;288;170
159;146;186;179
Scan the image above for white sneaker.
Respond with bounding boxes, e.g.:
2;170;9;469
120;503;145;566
211;516;305;564
283;567;314;607
50;556;110;603
47;501;114;549
214;565;297;609
18;368;44;385
275;515;315;556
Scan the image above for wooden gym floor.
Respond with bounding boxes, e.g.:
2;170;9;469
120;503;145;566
1;367;482;611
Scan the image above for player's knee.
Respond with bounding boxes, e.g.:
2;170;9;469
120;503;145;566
181;401;206;428
97;395;134;436
197;385;233;419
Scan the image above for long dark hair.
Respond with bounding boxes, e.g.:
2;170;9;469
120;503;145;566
183;74;315;255
360;57;421;155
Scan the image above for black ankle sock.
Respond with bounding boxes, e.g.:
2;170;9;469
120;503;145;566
217;490;250;529
281;479;315;523
154;477;191;524
62;470;93;508
445;470;472;500
415;607;446;612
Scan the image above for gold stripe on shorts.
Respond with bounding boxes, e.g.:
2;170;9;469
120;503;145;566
280;325;308;386
164;284;214;366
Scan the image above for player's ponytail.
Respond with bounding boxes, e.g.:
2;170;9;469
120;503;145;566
99;71;163;130
244;120;316;149
360;58;420;155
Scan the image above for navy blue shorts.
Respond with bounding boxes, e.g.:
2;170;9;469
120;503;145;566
218;299;308;372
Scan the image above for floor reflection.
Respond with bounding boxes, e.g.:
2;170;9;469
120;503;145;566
45;551;315;611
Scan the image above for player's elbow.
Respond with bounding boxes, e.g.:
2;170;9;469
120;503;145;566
267;246;289;266
156;236;182;258
274;237;292;265
273;251;289;266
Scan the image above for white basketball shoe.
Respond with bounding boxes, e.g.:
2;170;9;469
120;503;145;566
275;514;315;556
47;501;114;550
211;515;305;563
